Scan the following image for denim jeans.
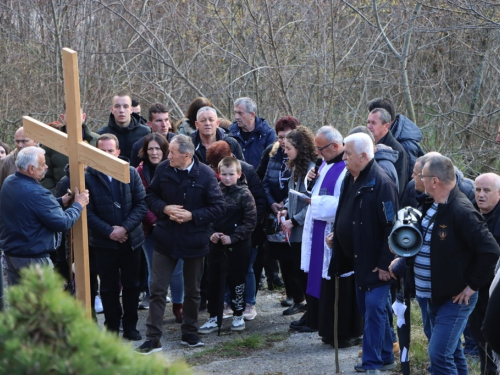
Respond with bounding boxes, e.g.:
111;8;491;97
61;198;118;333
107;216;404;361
6;256;53;285
416;295;432;341
428;293;478;375
244;247;258;305
143;235;184;303
356;283;394;370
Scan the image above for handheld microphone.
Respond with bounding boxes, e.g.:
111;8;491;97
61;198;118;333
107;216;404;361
307;158;323;191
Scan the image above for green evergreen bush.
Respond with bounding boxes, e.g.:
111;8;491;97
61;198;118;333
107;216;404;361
0;265;191;375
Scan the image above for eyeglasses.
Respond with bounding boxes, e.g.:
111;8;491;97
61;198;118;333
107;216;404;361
15;139;31;144
316;142;334;152
419;174;436;180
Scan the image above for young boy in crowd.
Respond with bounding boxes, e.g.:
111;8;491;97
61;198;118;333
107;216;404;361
199;157;257;333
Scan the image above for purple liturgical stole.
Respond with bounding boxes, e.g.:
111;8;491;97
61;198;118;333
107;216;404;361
306;160;345;299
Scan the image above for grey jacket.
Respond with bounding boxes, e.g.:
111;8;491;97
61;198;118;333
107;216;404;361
284;160;316;243
375;144;399;193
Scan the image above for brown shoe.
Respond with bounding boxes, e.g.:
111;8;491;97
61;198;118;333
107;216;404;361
173;303;183;323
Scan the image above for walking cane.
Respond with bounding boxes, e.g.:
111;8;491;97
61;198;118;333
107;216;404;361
334;275;340;373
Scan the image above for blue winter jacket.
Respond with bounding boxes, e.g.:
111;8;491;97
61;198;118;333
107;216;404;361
228;117;276;169
0;172;83;258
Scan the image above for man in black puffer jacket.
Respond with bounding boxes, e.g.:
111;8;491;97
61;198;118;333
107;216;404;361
136;135;225;353
85;134;147;340
97;93;151;160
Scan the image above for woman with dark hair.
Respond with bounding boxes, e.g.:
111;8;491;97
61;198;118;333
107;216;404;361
177;97;213;136
0;141;10;159
136;133;184;322
277;126;317;316
258;117;300;307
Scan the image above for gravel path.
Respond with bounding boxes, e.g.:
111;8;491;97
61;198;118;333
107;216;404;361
102;289;379;375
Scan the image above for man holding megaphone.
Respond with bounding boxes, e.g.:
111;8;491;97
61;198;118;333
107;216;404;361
390;155;499;375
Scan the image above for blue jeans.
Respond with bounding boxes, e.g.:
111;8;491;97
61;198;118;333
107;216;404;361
416;295;432;342
143;235;184;303
244;247;258;305
356;284;394;370
428;293;478;375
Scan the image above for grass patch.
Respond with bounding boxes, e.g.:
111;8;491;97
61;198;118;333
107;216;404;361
186;332;290;366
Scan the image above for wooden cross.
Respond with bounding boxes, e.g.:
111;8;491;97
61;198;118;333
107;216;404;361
23;48;130;317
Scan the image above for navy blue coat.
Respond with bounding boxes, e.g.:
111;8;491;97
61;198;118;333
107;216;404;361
85;164;147;251
145;156;226;259
228;117;276;169
0;172;83;258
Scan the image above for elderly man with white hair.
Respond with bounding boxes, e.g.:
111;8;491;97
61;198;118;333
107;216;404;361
0;146;89;285
330;132;398;374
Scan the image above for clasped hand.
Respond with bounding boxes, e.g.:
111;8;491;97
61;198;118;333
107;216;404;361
210;232;232;245
164;204;192;224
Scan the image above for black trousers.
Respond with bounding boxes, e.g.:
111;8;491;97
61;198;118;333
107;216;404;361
207;240;252;317
280;242;307;303
469;285;498;375
93;243;141;334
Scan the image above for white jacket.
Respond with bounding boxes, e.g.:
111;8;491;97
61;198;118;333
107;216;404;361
301;163;346;279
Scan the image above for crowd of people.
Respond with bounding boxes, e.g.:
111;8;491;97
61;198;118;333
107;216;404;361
0;93;500;374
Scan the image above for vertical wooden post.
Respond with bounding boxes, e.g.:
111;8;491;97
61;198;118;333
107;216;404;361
62;48;91;318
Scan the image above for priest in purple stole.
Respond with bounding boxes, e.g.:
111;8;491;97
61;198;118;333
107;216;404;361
298;126;363;345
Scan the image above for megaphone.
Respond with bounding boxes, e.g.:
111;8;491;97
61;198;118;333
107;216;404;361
389;207;423;257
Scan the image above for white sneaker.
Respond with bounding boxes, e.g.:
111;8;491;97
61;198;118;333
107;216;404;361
198;316;218;334
231;315;245;331
243;304;257;321
166;296;171;303
222;303;233;319
95;296;104;314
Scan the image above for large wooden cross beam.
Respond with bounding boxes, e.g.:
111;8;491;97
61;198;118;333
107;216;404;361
23;48;130;317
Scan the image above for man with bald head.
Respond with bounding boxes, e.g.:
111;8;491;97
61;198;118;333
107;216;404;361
0;126;37;191
470;173;500;375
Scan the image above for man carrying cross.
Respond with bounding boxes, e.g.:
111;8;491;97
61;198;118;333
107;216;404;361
0;146;89;285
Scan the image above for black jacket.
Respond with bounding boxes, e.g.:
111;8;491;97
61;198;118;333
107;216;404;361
190;128;244;165
418;185;499;304
240;161;267;223
482;274;500;353
331;159;399;290
378;130;409;197
129;132;175;168
85;162;147;251
256;142;274;181
262;145;290;207
145;156;226;259
97;112;151;160
211;183;257;245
